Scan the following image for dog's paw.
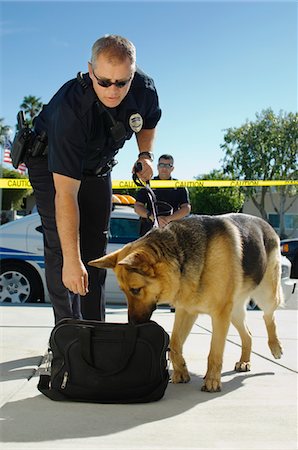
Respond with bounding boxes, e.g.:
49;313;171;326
201;378;221;393
234;361;251;372
171;369;191;384
269;340;283;359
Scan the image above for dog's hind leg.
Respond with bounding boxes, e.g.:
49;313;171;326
258;295;283;359
252;257;283;359
263;311;283;359
231;303;252;372
170;309;198;384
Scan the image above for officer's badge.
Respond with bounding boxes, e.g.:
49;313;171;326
129;113;143;133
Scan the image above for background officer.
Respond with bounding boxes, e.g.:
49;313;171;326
134;154;191;235
25;35;161;323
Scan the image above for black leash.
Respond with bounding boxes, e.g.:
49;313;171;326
133;162;160;228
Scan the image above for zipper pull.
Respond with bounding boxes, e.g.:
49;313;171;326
61;371;68;389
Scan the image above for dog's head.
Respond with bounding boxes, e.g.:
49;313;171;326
89;241;177;323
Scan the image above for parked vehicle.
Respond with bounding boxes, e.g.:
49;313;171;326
0;204;140;305
0;210;296;308
280;238;298;278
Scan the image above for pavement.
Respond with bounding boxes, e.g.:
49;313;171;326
0;301;297;450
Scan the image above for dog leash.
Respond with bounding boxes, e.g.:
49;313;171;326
133;162;160;228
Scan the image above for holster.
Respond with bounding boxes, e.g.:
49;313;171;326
10;127;48;169
10;127;34;169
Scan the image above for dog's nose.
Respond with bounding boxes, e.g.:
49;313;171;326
128;313;136;325
128;309;156;324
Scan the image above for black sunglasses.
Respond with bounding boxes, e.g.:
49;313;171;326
158;163;173;168
92;70;132;88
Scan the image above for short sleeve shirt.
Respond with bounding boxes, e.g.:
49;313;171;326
33;68;161;180
136;176;190;212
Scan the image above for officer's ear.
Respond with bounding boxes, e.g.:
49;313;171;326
88;62;93;78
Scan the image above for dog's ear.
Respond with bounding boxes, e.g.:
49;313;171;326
118;251;155;277
88;248;122;269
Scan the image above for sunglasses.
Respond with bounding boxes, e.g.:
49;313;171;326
92;70;132;88
158;163;173;168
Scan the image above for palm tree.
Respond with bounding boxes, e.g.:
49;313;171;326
20;96;43;127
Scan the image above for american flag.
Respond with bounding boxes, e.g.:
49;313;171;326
3;135;27;175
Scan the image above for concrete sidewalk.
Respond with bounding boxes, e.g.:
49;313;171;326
0;304;297;450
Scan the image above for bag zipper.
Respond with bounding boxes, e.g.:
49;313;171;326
61;371;69;389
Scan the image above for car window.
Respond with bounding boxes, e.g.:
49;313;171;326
109;218;140;244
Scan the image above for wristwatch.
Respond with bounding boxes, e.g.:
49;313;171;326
138;151;154;162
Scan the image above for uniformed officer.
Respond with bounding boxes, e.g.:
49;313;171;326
25;35;161;323
134;154;191;235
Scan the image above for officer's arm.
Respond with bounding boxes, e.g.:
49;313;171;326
169;203;191;221
158;204;191;228
136;128;156;151
53;173;89;296
134;201;151;220
134;128;157;182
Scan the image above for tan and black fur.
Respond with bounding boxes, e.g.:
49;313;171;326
89;213;283;392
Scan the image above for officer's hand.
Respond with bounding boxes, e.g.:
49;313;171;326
62;260;89;296
158;216;170;228
132;158;153;182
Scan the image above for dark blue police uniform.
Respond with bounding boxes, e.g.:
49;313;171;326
136;176;190;236
26;69;161;323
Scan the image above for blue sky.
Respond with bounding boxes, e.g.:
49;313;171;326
1;1;297;180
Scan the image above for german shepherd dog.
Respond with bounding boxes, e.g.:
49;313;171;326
89;213;283;392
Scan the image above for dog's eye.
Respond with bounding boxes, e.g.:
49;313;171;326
130;287;141;295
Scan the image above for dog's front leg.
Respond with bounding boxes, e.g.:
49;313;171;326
170;309;198;384
202;311;231;392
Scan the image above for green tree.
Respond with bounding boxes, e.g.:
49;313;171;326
189;169;245;214
1;167;32;210
221;109;297;235
20;95;43;127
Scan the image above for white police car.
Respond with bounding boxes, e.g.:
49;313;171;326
0;207;296;308
0;200;140;305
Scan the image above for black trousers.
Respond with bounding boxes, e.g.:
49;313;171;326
26;155;112;323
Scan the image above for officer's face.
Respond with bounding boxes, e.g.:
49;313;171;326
89;54;134;108
157;159;174;180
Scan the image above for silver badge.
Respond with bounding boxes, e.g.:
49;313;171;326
129;113;143;133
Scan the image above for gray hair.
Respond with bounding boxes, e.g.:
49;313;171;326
91;35;136;69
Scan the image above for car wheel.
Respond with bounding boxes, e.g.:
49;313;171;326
0;261;44;304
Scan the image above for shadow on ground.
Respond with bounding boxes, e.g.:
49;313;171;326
0;369;275;443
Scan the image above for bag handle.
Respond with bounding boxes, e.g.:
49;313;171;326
79;324;138;375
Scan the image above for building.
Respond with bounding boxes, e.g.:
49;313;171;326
242;189;298;238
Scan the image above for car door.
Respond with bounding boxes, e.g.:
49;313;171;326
26;216;43;256
105;211;140;304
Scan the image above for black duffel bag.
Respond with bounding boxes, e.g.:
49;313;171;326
38;319;170;403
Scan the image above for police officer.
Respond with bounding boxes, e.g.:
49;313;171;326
134;154;190;235
25;35;161;323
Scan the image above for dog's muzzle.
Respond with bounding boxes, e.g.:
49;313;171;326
128;304;156;324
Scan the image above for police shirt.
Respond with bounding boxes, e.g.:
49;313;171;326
136;176;190;212
33;68;161;180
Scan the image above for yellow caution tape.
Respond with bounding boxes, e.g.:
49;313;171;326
0;178;297;189
114;179;298;188
0;179;33;189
